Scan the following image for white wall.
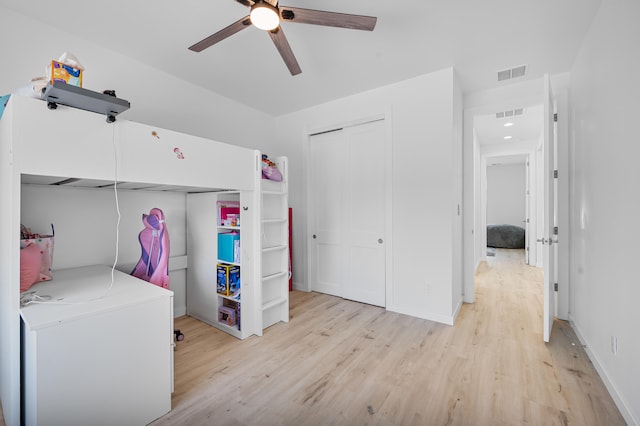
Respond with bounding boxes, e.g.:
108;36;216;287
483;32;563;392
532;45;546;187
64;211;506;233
569;0;640;423
452;77;464;316
275;68;462;324
20;185;190;317
0;6;275;149
486;163;525;227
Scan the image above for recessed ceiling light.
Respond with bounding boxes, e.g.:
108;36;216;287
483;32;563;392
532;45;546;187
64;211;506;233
504;136;513;140
504;122;514;127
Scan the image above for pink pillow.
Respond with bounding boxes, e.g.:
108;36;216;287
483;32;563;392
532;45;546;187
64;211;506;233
20;242;41;292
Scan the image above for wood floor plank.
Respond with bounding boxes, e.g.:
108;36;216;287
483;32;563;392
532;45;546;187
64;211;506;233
148;248;625;425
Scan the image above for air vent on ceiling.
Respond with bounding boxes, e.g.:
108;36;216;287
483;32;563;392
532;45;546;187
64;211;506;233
497;64;527;82
495;108;524;119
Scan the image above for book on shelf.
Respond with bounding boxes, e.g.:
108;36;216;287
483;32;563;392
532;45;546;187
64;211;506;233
234;239;240;263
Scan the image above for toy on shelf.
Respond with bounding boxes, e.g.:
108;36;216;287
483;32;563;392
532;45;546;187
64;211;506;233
19;224;55;293
217;263;240;297
261;154;282;182
46;51;84;87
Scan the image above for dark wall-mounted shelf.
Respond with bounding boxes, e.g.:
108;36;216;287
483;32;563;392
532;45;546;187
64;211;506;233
42;82;130;123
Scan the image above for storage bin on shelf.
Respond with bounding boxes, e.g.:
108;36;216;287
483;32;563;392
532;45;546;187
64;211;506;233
218;231;240;263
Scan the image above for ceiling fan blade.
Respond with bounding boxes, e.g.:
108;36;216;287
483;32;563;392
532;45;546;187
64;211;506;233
268;27;301;76
235;0;251;7
188;16;252;52
279;7;377;31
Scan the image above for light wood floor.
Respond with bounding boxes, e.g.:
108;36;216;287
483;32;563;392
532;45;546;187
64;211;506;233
150;249;625;426
0;250;623;426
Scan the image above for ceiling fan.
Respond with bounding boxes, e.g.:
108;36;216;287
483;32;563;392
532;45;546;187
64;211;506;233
188;0;377;76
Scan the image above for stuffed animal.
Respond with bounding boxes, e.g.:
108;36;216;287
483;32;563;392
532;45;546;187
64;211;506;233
262;154;282;181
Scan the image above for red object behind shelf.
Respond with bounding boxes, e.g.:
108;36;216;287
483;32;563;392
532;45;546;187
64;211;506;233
289;208;293;291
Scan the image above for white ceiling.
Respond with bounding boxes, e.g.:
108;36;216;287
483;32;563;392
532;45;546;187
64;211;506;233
473;104;544;165
474;104;544;146
0;0;601;117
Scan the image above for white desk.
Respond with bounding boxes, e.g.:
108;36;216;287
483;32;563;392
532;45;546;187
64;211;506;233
20;265;174;426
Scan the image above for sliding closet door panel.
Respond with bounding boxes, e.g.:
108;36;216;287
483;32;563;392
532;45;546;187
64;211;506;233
308;119;386;307
309;130;344;297
343;120;385;307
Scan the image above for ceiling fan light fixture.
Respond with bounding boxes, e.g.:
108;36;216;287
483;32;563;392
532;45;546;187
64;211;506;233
250;1;280;31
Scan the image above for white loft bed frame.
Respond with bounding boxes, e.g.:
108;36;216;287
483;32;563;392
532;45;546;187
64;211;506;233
0;94;264;425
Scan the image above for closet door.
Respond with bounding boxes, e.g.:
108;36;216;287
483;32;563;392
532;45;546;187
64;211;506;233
308;129;345;299
308;120;386;307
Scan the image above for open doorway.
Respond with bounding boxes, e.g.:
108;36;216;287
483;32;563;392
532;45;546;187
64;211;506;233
463;76;570;341
470;105;545;335
473;105;543;268
485;159;528;261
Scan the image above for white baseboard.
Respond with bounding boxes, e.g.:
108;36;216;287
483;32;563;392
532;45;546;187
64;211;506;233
452;298;464;324
386;304;454;326
292;281;308;292
569;315;638;426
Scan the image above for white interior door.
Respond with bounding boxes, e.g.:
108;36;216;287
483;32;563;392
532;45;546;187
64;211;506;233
542;75;556;342
308;129;345;298
342;122;385;306
308;120;386;307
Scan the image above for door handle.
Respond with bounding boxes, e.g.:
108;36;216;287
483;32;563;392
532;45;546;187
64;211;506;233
378;238;383;244
312;234;317;239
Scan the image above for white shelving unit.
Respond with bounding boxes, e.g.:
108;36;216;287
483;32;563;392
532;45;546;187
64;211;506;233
260;157;290;330
186;190;259;340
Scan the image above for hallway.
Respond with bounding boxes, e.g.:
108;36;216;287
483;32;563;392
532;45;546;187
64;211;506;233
472;248;625;424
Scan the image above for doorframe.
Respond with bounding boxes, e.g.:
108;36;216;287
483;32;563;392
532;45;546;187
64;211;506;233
463;91;542;303
481;151;537;265
543;73;555;342
554;84;569;321
463;76;569;320
304;110;394;307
